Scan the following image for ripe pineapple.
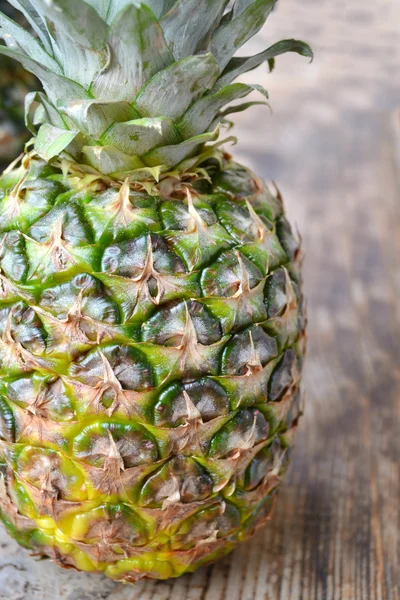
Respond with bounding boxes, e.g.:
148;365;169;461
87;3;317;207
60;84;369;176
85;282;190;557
0;0;311;583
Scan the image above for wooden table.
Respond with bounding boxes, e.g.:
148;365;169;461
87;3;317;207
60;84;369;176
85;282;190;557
1;1;399;598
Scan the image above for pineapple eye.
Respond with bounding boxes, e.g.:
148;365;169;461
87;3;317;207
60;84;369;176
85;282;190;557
139;457;213;508
72;422;158;469
201;250;263;297
39;275;120;324
153;378;229;427
0;178;62;233
243;437;285;491
183;378;230;421
72;273;96;291
213;167;259;199
20;307;35;325
208;408;270;459
70;344;154;392
142;300;222;346
0;231;27;282
41;289;57;303
7;376;75;422
268;349;299;402
264;267;290;317
101;235;186;278
0;395;16;442
0;302;46;357
101;245;121;272
59;504;148;547
174;502;241;550
160;199;217;231
215;200;258;244
221;325;278;376
16;446;88;503
285;389;303;430
276;216;301;262
28;202;91;245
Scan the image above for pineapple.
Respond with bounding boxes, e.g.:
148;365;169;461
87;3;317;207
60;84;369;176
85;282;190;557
0;0;311;583
0;0;38;163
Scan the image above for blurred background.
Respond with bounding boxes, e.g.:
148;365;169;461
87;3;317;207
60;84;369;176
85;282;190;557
0;0;38;164
0;1;399;599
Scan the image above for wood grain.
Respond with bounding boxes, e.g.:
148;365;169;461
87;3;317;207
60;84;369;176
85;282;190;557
1;1;400;598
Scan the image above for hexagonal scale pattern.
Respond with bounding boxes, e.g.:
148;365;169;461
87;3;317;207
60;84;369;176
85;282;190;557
0;157;305;582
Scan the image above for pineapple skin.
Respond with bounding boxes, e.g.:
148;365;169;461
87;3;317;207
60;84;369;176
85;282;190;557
0;154;306;582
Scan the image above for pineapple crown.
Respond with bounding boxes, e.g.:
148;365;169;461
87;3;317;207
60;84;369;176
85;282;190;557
0;0;312;180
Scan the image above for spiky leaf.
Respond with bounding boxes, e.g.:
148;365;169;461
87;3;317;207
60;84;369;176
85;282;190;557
92;3;173;101
102;117;180;155
161;0;228;60
178;82;268;138
217;39;314;89
211;0;277;70
35;124;78;160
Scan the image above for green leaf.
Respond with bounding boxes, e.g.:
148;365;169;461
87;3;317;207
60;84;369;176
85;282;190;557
211;0;277;70
25;91;40;134
25;92;67;135
33;103;47;128
113;164;168;183
135;53;220;120
63;100;139;139
216;39;314;89
102;117;180;155
106;0;176;22
39;92;70;128
0;11;60;72
232;0;255;16
83;0;112;20
178;82;265;138
0;44;88;103
143;129;219;168
161;0;228;60
32;0;107;49
93;3;173;101
103;0;130;22
7;0;52;52
35;124;78;160
219;100;267;118
104;0;136;22
82;145;145;174
144;0;176;18
31;0;108;88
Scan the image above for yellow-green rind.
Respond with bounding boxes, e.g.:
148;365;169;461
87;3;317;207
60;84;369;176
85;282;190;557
0;154;305;581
